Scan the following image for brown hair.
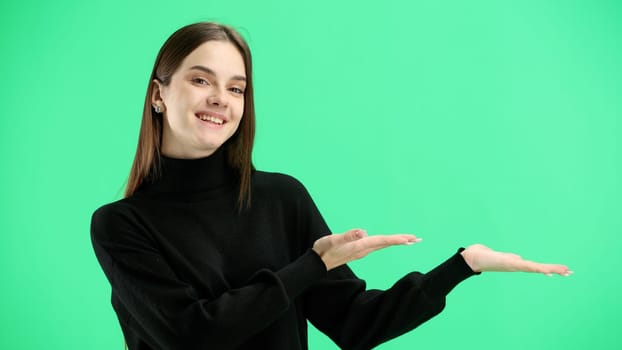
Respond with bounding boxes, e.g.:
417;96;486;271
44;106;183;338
124;22;256;209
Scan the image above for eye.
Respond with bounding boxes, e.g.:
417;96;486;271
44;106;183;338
230;87;245;95
192;77;209;85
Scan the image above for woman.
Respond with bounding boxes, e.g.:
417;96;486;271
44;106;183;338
91;22;571;350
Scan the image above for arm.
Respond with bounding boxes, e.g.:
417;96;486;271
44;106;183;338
304;248;477;350
91;203;327;350
291;182;478;350
303;237;571;350
293;179;571;349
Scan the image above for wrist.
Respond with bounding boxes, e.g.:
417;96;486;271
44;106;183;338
460;246;480;273
311;247;330;271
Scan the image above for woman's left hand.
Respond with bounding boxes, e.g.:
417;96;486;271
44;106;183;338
460;244;573;276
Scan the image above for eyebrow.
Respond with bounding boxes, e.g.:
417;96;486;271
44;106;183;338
189;65;246;82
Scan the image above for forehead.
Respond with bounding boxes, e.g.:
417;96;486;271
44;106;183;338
179;40;246;76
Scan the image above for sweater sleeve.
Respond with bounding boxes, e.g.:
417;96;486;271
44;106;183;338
90;202;327;350
295;182;479;350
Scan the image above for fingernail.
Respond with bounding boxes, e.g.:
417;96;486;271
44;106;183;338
405;238;422;245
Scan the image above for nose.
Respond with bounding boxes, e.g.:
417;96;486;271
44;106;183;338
206;88;227;107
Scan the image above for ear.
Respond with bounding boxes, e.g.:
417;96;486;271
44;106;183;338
151;79;166;111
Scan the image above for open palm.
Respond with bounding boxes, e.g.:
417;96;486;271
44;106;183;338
461;244;572;276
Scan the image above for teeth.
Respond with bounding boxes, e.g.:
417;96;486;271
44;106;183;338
198;114;224;124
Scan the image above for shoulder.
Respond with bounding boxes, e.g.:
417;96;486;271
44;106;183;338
251;170;314;203
91;198;135;224
252;170;309;194
90;198;143;242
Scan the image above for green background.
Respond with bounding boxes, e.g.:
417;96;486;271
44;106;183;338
1;0;620;349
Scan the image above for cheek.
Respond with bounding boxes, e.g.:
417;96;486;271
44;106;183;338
234;100;245;120
164;84;195;107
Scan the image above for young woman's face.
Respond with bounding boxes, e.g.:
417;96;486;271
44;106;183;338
153;40;247;158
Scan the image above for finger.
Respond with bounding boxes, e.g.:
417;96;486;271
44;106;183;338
355;243;404;259
508;253;522;260
522;261;572;276
354;236;421;258
543;264;573;276
358;234;420;250
377;233;422;245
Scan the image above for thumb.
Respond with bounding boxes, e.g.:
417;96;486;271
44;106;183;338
343;228;367;242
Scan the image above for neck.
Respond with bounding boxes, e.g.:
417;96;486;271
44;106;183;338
140;146;237;194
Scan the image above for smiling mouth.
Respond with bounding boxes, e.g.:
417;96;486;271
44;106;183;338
196;113;225;125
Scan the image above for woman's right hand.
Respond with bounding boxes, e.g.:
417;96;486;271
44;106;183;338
312;229;421;271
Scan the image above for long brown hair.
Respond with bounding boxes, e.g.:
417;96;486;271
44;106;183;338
125;22;256;209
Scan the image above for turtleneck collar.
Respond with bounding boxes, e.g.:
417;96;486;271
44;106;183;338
139;147;238;195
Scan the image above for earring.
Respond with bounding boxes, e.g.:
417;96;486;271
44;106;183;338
154;105;162;113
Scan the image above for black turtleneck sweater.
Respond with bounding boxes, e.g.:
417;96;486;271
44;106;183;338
91;148;478;350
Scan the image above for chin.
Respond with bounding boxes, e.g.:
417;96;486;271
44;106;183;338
201;142;225;153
